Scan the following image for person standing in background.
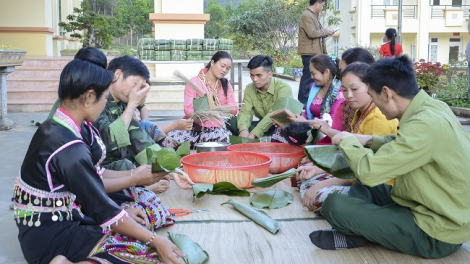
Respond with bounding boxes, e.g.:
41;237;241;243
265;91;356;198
297;0;334;106
379;28;403;58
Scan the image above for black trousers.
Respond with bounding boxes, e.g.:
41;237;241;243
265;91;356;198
297;55;314;105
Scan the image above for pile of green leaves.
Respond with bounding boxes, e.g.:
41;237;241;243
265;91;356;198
147;140;190;173
193;182;250;199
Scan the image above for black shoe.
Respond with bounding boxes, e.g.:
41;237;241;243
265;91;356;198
309;229;370;250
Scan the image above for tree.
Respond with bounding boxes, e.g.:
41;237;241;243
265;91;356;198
113;0;154;46
204;1;227;38
227;0;341;57
59;1;113;48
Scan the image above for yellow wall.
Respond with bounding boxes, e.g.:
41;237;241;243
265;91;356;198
0;33;50;56
0;0;50;27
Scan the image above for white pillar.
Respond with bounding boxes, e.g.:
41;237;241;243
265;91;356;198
0;66;16;130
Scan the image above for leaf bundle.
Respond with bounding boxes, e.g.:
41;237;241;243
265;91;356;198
222;199;280;234
251;168;297;188
168;232;209;264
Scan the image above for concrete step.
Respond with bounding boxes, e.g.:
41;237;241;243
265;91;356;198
145;99;184;111
20;57;72;68
7;79;59;90
147;85;185;101
7;68;62;80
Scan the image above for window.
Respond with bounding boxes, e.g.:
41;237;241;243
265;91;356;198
411;44;416;62
334;0;340;10
432;0;440;5
452;0;462;7
334;38;339;56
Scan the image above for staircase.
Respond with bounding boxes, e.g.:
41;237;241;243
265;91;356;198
6;57;185;112
7;57;71;112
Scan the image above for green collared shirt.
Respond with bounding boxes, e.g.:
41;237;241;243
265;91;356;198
339;90;470;244
237;78;292;138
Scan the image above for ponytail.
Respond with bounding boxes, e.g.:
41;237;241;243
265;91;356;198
385;28;398;56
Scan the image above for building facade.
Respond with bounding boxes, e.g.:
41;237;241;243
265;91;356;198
334;0;470;63
0;0;81;56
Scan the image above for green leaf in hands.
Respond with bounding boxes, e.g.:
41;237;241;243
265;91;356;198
168;232;209;264
304;145;355;179
192;182;250;199
251;168;297;188
176;140;191;157
192;184;214;198
250;188;293;209
150;148;182;173
221;199;280;234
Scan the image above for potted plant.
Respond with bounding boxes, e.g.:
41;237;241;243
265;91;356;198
289;54;303;79
60;49;80;56
0;44;27;67
273;50;288;74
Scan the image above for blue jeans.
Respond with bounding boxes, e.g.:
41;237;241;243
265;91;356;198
297;55;314;105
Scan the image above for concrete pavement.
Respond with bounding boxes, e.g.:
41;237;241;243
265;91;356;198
1;70;470;263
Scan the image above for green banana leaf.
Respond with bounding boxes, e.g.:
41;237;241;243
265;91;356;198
250;188;293;209
176;140;190;157
229;135;260;145
306;128;322;145
168;232;209;264
221;199;280;234
304;145;355;179
148;148;182;173
193;182;250;199
251;168;297;188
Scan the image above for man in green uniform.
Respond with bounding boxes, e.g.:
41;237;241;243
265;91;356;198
236;55;293;139
310;56;470;258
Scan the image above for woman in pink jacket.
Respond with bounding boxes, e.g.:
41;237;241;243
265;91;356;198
163;51;238;149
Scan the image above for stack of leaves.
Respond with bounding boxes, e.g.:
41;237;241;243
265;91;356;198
222;199;280;234
168;232;209;264
304;145;355;179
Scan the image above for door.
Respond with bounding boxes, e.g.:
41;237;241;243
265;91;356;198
449;37;462;63
429;38;439;63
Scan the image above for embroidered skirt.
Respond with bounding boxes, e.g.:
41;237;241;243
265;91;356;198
162;126;232;149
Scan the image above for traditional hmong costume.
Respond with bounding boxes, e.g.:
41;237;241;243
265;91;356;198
13;107;170;264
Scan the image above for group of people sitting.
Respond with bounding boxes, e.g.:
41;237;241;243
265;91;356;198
12;44;470;264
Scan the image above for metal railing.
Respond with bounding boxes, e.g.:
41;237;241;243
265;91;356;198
371;5;418;19
430;5;470;19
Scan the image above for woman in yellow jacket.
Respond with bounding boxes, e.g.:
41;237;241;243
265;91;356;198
285;62;398;215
